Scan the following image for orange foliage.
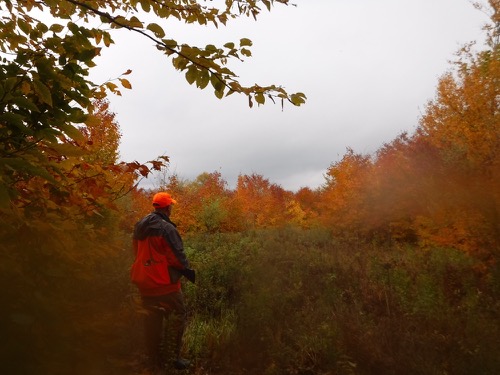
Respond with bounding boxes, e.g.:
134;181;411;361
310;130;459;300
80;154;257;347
160;171;240;234
419;51;499;170
304;39;499;258
235;173;293;228
319;149;373;234
129;18;498;259
0;97;166;373
80;98;122;164
146;172;316;234
294;187;321;227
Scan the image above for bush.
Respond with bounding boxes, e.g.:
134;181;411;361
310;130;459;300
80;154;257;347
181;229;499;374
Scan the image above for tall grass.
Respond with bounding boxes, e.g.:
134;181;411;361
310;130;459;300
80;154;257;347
12;225;495;374
180;227;499;374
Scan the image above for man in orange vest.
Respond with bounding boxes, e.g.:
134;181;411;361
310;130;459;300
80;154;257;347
131;192;195;372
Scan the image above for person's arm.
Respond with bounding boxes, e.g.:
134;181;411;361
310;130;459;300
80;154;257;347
162;225;189;269
162;225;196;283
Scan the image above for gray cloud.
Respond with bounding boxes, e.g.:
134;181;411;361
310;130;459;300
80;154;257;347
91;0;489;191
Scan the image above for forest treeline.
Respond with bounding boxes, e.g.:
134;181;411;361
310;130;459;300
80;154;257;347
1;1;499;374
156;34;499;259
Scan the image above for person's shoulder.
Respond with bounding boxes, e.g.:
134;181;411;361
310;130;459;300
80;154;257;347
137;212;154;223
160;218;180;236
161;219;177;231
136;212;162;228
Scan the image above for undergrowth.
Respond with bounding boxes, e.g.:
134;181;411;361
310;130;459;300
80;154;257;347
179;227;499;374
3;226;497;374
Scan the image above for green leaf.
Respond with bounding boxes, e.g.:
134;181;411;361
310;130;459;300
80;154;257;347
50;143;86;157
147;23;165;38
172;56;188;70
4;77;18;93
255;92;265;105
196;70;210;89
290;93;306;106
33;79;53;106
94;30;102;45
17;19;31;34
36;22;48;33
140;0;151;12
214;88;224;99
162;39;178;48
240;38;253;47
67;22;79;34
49;24;64;33
77;48;100;63
0;113;28;132
105;81;120;95
0;157;57;184
210;74;224;91
58;123;84;141
12;96;40;112
128;16;143;28
185;66;197;85
241;48;252;57
68;108;87;123
205;44;217;52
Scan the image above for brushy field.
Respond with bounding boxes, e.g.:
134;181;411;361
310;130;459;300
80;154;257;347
168;227;499;375
3;227;498;375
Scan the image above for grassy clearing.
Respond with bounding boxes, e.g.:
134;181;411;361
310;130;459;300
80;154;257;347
3;226;497;374
180;227;499;374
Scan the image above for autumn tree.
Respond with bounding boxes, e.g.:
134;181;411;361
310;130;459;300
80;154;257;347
418;0;499;180
80;98;121;164
413;4;499;255
313;1;499;253
161;171;233;233
293;186;321;227
0;94;141;374
235;173;293;228
359;133;441;242
0;0;305;204
319;149;373;236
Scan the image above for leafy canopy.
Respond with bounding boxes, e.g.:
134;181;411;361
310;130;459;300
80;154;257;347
0;0;305;208
2;0;306;105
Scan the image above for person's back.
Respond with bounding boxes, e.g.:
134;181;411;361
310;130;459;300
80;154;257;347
132;211;188;296
130;192;193;372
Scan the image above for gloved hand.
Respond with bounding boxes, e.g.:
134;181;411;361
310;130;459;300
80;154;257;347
180;268;196;283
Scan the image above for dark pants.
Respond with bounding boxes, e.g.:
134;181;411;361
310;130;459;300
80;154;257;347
141;290;187;368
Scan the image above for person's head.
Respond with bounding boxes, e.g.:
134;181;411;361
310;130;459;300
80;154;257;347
152;192;177;216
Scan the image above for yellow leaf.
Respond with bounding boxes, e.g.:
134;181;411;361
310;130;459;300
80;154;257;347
119;78;132;89
95;30;102;45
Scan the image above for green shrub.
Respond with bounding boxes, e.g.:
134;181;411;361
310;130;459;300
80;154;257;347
181;229;499;375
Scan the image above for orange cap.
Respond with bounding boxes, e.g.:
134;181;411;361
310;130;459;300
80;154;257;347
152;192;177;208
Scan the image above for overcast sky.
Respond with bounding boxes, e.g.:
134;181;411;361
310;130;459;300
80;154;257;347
91;0;490;192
